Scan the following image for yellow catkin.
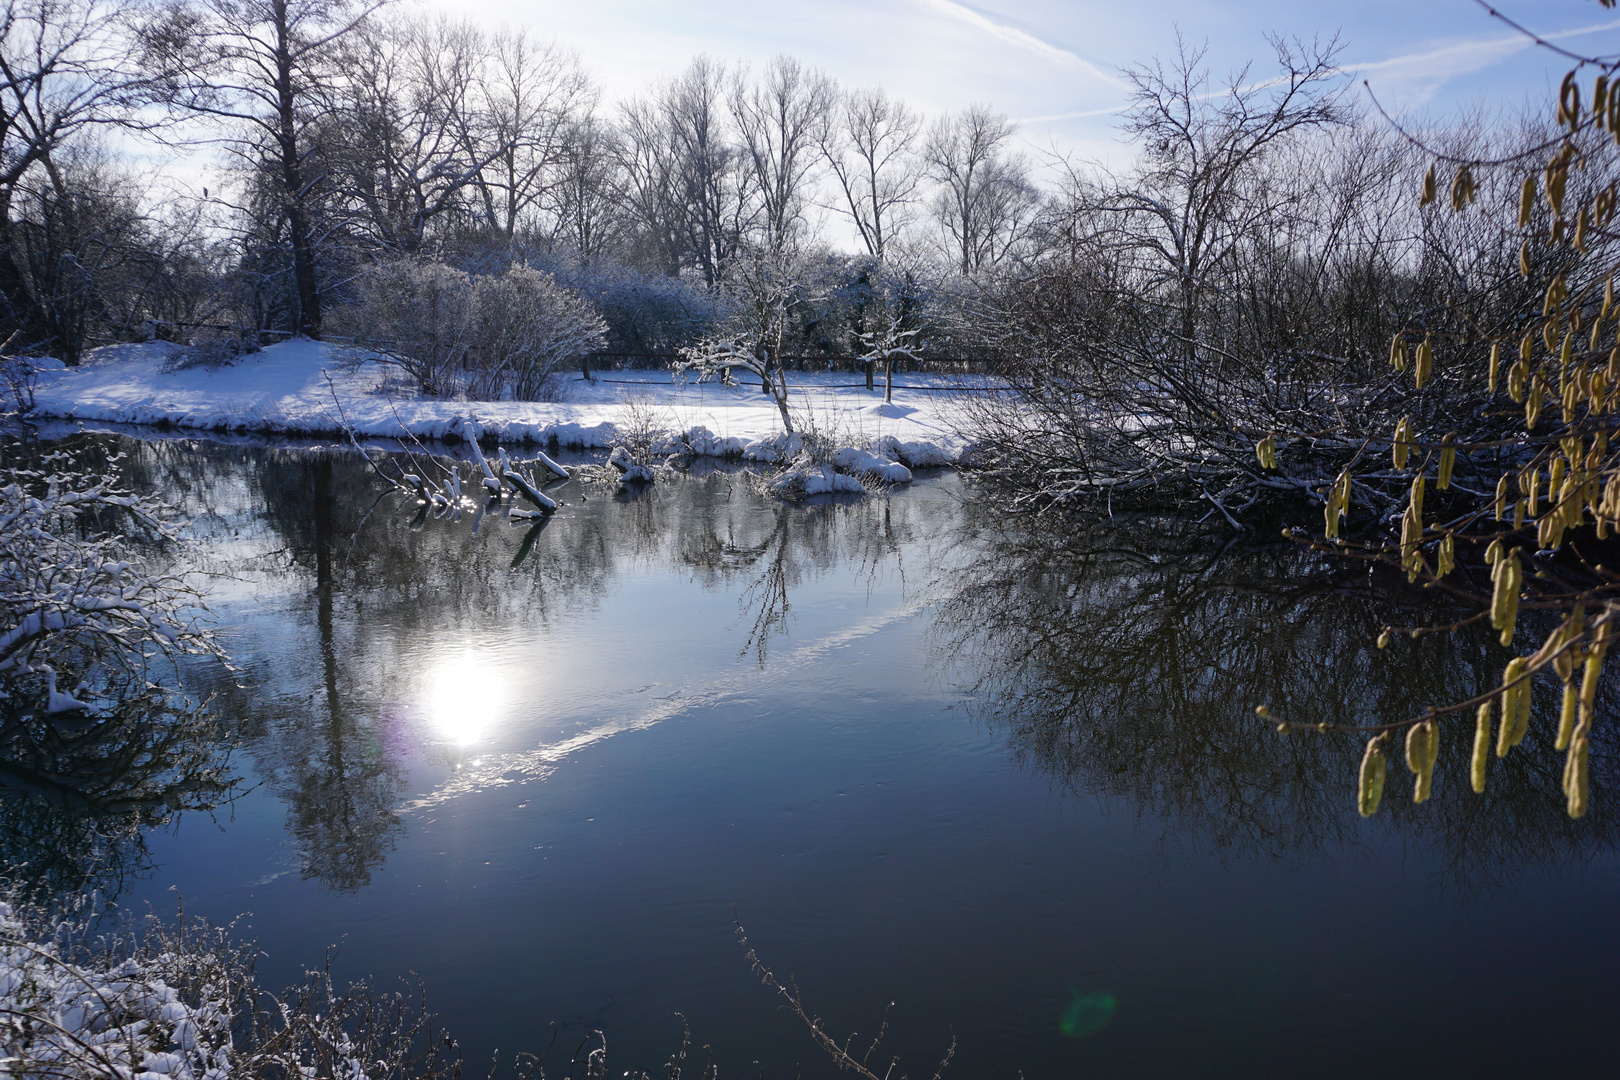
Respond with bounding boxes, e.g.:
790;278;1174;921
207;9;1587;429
1438;435;1456;490
1528;378;1545;429
1520;175;1537;226
1437;534;1455;578
1576;207;1590;252
1491;552;1522;647
1420;163;1436;207
1509;358;1528;403
1407;720;1438;803
1581;636;1606;712
1512;658;1533;747
1520;239;1531;278
1415;336;1432;387
1544;318;1558;353
1488;342;1501;393
1495;475;1509;520
1359;738;1388;817
1514;497;1528;529
1390;333;1406;371
1567;736;1590;818
1528;468;1541;518
1392;416;1412;470
1451;166;1475;211
1558;680;1580;751
1560;71;1582;127
1497;658;1526;757
1472;702;1492;793
1410;472;1425;522
1561;477;1580;530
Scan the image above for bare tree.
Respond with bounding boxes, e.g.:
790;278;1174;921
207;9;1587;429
0;0;166;356
822;85;924;260
326;15;498;255
924;104;1038;276
613;94;687;276
1099;32;1347;372
547;113;624;268
666;56;752;287
466;27;594;252
729;54;834;257
142;0;384;337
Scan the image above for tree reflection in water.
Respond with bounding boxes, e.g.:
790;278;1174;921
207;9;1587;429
935;513;1620;890
137;440;936;890
0;691;237;900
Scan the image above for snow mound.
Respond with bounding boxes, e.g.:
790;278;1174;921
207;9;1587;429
831;446;912;484
608;446;655;484
743;432;804;463
768;461;866;498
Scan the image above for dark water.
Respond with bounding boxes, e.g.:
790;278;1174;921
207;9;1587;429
13;432;1620;1078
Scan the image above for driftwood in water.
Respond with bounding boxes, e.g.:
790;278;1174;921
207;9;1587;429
504;469;557;512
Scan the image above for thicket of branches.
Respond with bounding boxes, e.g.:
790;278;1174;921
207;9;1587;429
966;6;1620;823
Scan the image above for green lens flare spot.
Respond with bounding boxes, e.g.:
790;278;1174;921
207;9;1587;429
1059;992;1117;1038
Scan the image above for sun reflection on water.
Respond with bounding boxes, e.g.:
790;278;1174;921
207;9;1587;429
421;651;509;747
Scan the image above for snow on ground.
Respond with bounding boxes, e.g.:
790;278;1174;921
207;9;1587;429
26;340;978;469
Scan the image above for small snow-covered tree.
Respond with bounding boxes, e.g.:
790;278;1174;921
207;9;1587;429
856;266;926;404
347;259;475;396
675;248;800;432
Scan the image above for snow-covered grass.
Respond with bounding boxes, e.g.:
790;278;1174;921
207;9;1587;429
24;341;978;477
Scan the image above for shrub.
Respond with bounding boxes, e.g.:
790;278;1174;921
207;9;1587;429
344;262;606;401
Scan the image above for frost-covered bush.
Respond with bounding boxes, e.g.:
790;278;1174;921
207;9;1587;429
0;896;462;1080
0;440;220;700
344;261;606;401
343;262;475;398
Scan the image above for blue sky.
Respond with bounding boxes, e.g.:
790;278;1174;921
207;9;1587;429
423;0;1620;165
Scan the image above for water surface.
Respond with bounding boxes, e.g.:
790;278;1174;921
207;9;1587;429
18;432;1620;1079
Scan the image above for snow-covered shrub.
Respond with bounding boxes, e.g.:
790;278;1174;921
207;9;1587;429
556;262;726;355
0;895;463;1080
465;265;607;401
343;261;606;401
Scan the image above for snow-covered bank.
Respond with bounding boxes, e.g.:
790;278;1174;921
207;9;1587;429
26;340;976;470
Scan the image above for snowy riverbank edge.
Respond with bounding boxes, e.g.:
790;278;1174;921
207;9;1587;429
23;339;975;472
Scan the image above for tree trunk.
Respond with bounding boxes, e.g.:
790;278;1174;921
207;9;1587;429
274;4;321;337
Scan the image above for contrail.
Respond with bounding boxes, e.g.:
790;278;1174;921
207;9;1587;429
913;0;1126;89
